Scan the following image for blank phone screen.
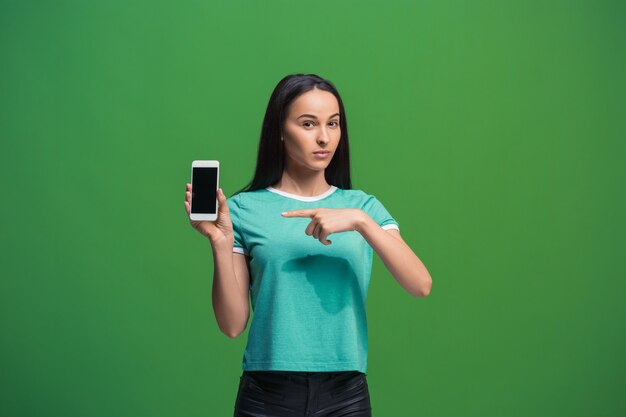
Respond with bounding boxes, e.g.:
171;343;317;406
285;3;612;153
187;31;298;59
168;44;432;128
191;167;217;214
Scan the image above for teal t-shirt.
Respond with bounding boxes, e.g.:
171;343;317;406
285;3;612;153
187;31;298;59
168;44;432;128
226;185;399;373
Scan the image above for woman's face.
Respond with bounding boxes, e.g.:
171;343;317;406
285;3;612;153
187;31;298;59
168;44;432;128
282;88;341;172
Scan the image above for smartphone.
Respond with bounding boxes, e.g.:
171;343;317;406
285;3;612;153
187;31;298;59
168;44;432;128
190;160;219;221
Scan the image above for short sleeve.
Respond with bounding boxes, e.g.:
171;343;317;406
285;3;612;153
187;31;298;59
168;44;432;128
362;195;400;231
226;194;249;256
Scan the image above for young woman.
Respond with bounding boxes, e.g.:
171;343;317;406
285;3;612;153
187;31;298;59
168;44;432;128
184;74;432;417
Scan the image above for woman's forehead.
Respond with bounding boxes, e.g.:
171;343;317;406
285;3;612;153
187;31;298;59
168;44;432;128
288;89;339;117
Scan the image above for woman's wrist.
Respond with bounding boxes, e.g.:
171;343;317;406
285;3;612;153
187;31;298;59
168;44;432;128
210;234;234;252
354;210;373;234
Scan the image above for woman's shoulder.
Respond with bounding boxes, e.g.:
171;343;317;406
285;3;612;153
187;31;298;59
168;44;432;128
226;188;272;208
335;188;390;210
339;188;368;196
337;188;374;200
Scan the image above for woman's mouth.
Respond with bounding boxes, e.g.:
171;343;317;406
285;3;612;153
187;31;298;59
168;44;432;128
313;151;331;158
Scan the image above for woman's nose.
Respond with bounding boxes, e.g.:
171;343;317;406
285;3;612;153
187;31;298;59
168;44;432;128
317;128;329;144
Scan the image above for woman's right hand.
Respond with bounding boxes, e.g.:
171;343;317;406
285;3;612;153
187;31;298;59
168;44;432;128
184;183;234;246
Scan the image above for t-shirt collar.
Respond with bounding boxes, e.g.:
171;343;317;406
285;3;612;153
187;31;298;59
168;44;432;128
265;185;338;202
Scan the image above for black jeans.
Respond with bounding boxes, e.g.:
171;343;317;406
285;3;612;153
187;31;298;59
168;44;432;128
233;370;372;417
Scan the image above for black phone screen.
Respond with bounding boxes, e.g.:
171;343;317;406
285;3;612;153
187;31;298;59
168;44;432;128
191;167;218;214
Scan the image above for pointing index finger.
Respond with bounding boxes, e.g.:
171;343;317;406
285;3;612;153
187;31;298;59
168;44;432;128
281;209;316;218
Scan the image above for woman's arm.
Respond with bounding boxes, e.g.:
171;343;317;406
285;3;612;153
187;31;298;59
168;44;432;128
185;185;250;338
356;216;432;298
211;239;251;338
281;207;432;298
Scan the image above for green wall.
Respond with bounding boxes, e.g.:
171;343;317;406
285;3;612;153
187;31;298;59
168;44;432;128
1;1;624;416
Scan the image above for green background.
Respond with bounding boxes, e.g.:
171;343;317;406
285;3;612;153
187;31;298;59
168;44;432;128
1;1;624;416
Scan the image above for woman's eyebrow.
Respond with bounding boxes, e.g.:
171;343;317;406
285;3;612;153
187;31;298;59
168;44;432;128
297;112;340;120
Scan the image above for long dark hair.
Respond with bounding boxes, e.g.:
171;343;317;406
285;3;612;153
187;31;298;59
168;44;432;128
235;73;351;195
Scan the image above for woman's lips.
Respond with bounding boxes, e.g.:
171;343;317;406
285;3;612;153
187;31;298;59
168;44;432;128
313;151;331;158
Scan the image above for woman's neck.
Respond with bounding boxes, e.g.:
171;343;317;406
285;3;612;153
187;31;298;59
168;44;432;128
272;168;330;197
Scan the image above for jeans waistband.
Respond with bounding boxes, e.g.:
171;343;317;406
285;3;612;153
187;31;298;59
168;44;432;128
243;370;363;379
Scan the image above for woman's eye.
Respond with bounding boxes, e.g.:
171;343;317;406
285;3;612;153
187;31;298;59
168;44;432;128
303;121;314;127
329;121;339;127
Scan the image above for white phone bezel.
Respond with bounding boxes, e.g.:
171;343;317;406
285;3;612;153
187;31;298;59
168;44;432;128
190;160;219;221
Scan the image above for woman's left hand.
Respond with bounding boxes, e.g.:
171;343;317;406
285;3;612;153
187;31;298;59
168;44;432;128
281;208;367;245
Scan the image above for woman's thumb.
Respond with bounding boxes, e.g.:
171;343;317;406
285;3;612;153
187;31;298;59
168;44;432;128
217;188;229;214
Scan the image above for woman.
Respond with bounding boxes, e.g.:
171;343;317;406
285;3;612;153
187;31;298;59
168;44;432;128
184;74;432;417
